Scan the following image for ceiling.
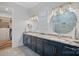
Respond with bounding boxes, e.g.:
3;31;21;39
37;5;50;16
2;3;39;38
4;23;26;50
0;2;79;19
14;2;67;17
15;2;40;9
27;2;66;16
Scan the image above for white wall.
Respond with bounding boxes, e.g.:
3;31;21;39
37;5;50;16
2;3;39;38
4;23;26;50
12;18;26;47
9;3;28;48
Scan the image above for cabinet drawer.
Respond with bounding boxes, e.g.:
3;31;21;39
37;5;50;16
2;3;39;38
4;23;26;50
60;44;78;56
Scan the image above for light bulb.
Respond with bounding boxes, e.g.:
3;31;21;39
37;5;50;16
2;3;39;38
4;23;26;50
59;7;64;15
35;16;39;22
36;16;39;22
50;10;54;18
53;12;56;16
48;10;53;23
68;4;73;11
51;10;54;16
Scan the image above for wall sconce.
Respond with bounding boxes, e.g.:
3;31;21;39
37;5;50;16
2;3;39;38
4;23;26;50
31;16;39;23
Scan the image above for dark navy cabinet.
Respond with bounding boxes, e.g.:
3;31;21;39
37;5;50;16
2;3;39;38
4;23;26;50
43;42;54;56
23;34;32;48
59;43;79;56
31;36;37;52
36;38;43;56
28;36;32;49
23;34;28;46
23;34;79;56
60;46;76;56
43;39;59;56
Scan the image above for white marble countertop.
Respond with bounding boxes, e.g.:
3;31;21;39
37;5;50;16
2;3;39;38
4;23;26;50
24;32;79;47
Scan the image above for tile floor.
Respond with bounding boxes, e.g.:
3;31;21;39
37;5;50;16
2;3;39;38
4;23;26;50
0;46;39;56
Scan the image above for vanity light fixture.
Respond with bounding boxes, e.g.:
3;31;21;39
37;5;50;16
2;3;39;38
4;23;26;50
48;9;54;23
34;16;39;22
68;4;72;10
48;2;75;24
50;2;74;17
68;3;75;12
31;16;39;23
53;8;58;16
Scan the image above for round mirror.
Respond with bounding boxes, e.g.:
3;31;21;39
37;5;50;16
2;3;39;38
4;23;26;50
50;11;77;34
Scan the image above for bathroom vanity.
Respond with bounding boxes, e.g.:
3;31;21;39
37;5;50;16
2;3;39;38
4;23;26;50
23;32;79;56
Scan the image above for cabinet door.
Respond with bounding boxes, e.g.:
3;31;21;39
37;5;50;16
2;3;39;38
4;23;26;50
75;49;79;56
31;36;37;52
43;42;57;56
23;34;28;46
43;40;58;56
36;38;43;56
60;44;76;56
28;36;32;49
